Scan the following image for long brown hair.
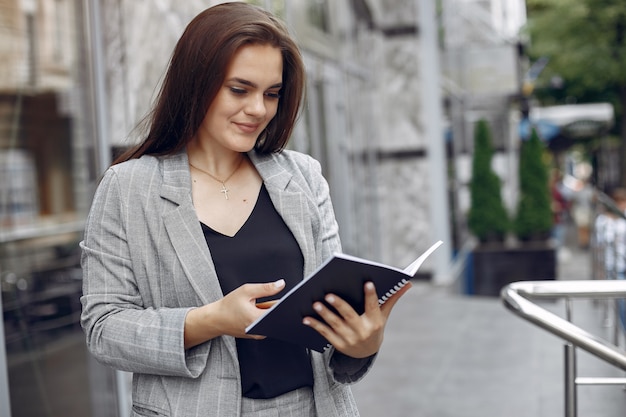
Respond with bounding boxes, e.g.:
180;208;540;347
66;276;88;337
114;2;305;164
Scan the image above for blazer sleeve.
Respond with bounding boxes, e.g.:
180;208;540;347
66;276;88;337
80;168;207;378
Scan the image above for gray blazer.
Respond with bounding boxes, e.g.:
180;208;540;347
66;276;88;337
80;149;373;416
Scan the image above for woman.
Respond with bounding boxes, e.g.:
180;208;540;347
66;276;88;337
80;3;410;416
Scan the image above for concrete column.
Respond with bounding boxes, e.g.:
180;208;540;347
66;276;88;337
417;0;453;284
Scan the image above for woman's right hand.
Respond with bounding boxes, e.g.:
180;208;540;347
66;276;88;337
183;279;285;349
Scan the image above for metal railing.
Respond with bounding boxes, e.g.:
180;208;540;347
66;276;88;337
501;280;626;417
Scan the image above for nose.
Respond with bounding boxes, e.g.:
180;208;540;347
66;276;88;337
244;93;267;118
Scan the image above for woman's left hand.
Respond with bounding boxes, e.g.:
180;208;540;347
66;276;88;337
302;280;412;358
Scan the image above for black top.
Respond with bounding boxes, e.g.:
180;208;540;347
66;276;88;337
201;184;314;399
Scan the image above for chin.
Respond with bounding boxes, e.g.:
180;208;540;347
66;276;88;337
234;142;257;153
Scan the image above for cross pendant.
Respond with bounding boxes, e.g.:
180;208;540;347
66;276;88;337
220;183;230;200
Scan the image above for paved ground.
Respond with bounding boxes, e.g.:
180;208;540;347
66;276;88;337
351;237;626;417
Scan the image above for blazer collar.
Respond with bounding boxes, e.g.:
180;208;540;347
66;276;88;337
248;151;292;191
249;151;318;277
159;151;222;303
158;149;295;198
160;150;193;206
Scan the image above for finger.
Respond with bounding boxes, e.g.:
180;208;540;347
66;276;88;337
304;302;375;356
312;299;363;345
308;300;352;336
302;314;344;346
244;333;267;340
379;281;412;317
313;300;343;327
255;300;278;309
323;294;359;321
363;281;381;312
243;279;285;304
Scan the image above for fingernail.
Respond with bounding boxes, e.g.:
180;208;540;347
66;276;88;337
365;282;374;290
303;318;311;326
274;279;285;288
325;295;335;303
313;302;323;312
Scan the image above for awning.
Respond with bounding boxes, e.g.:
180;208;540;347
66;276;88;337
519;118;560;141
520;103;614;141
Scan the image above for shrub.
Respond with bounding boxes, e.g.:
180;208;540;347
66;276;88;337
467;119;509;242
514;127;553;240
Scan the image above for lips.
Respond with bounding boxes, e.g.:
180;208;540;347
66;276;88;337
234;122;261;134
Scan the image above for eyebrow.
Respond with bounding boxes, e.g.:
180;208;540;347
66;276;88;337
229;77;282;89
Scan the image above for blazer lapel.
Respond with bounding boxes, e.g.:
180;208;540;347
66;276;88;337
160;152;223;305
159;151;240;362
249;152;318;277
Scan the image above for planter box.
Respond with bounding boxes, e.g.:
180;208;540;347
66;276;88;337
467;244;557;297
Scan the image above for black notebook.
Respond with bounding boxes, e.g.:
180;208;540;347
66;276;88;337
245;240;443;352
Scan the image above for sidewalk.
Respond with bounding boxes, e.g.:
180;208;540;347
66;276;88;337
351;241;626;417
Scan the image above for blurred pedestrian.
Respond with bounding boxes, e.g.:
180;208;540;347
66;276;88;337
550;170;570;258
571;177;594;249
594;187;626;329
79;3;409;416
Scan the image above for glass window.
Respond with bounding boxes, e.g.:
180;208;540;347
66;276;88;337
1;1;98;415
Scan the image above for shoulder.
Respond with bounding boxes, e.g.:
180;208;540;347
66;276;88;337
263;149;318;166
109;154;161;177
105;154;167;183
98;155;167;198
255;149;322;178
251;150;330;202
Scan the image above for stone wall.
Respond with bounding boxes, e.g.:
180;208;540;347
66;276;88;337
0;0;25;89
102;0;217;146
367;0;436;270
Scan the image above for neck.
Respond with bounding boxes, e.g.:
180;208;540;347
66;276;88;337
187;143;245;178
190;155;243;181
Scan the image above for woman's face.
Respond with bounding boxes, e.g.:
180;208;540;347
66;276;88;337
195;43;283;153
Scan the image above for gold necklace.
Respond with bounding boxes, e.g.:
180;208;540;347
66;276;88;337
189;156;244;200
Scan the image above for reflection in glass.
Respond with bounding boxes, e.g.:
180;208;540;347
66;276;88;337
1;0;97;415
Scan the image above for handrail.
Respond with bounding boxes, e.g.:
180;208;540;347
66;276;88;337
501;280;626;371
0;219;84;244
596;190;626;221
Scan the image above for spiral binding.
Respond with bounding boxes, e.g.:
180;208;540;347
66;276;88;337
378;278;409;304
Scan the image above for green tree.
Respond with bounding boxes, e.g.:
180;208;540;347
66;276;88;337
467;120;509;242
525;0;626;179
514;128;553;240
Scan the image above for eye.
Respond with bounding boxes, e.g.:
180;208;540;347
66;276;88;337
265;90;281;99
229;87;247;95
